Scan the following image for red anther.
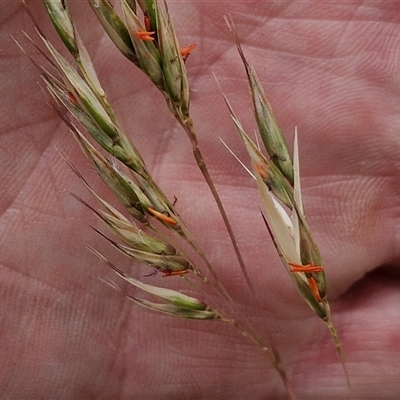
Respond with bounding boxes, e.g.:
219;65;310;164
67;91;78;105
288;262;324;273
135;31;155;41
180;43;196;58
307;276;322;302
147;207;177;225
144;15;151;32
162;269;189;277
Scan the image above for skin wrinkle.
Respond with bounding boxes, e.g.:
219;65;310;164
156;340;262;396
230;15;400;91
79;292;135;399
0;260;69;297
326;2;357;61
0;118;63;217
4;200;70;228
150;127;183;182
267;1;400;24
305;172;396;290
95;301;130;400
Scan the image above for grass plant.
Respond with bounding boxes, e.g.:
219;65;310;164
15;1;356;398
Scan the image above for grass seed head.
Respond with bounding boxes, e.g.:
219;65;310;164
221;34;331;319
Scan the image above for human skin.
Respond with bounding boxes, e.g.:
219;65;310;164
2;1;400;399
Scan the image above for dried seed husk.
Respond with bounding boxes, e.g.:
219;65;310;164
137;177;177;220
66;163;180;258
45;73;147;176
124;0;137;14
241;135;294;209
43;75;111;144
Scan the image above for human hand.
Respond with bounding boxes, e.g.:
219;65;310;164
2;2;400;398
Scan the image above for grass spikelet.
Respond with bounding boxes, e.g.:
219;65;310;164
224;16;294;185
91;248;220;319
222;21;352;392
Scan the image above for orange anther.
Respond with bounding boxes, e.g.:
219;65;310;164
255;163;268;180
307;276;322;302
135;31;155;41
147;207;177;225
288;262;324;273
162;269;189;277
180;43;196;58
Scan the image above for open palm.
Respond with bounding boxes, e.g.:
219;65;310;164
2;2;400;399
